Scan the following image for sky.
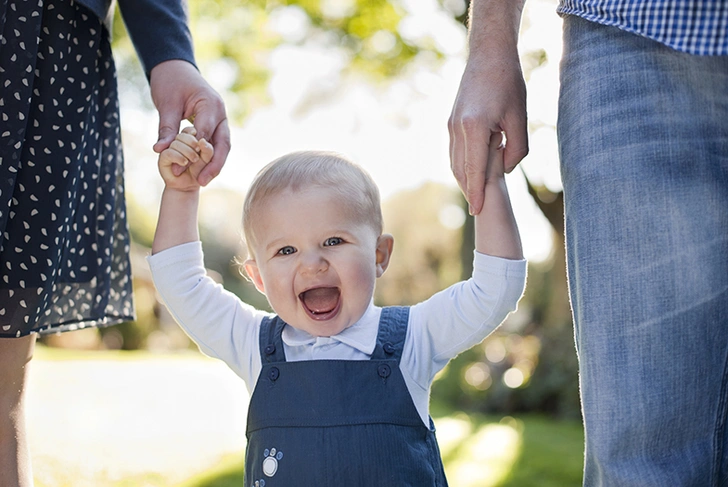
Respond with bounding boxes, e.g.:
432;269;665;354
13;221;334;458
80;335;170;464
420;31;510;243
120;0;564;262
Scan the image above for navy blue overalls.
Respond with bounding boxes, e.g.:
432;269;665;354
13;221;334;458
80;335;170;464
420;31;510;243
244;306;449;486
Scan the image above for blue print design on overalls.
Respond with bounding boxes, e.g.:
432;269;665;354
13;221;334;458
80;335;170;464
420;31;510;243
244;306;449;487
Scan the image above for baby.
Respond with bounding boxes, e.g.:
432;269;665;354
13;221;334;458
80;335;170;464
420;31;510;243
148;127;526;486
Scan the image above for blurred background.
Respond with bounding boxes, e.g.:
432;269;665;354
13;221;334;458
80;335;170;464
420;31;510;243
28;0;583;485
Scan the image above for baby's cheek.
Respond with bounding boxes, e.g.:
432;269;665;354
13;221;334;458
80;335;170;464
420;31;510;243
354;262;378;290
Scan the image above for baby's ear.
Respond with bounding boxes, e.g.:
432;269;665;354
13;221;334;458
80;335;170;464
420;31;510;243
375;234;394;278
243;259;265;294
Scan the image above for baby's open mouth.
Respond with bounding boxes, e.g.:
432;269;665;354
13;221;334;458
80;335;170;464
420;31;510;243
299;287;341;317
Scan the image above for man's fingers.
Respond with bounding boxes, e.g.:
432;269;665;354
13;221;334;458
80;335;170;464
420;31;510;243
502;119;529;174
448;106;469;196
449;109;490;216
197;119;230;187
447;111;460;179
462;119;490;216
464;160;487;216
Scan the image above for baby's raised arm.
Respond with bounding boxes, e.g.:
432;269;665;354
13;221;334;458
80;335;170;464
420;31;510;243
153;128;214;255
472;132;524;260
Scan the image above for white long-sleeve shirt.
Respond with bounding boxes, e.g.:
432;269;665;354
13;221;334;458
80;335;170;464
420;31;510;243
148;241;527;425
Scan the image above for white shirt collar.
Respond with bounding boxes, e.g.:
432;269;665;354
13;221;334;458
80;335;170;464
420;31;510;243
281;302;381;355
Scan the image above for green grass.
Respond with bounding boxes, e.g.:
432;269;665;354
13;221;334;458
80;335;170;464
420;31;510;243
177;415;583;487
34;464;171;487
175;454;246;487
497;415;584;487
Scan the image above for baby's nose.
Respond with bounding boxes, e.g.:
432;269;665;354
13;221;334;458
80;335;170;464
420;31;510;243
299;251;328;274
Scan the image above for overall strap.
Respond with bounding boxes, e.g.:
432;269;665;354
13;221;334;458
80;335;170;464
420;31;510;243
259;315;287;363
370;306;410;362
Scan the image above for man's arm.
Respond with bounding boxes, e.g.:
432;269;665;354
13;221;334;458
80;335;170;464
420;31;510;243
448;0;528;215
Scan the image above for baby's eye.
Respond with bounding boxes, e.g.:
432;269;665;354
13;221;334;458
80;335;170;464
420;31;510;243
324;237;344;247
277;246;296;256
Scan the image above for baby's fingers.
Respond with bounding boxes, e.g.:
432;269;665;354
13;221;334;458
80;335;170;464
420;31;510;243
186;155;209;182
159;148;187;182
170;135;201;163
159;147;189;168
198;139;214;164
171;163;187;177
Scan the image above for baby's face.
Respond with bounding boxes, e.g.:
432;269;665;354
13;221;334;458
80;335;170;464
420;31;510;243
244;187;392;337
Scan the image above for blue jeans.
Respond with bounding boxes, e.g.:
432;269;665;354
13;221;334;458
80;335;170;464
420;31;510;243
558;15;728;487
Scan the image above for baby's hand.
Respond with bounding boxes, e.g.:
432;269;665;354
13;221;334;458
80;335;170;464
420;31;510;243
158;126;214;192
484;132;506;182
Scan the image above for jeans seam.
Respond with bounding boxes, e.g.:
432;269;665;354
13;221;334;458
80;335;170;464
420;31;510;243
712;344;728;487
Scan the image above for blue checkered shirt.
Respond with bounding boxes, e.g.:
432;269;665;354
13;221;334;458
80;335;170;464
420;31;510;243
558;0;728;55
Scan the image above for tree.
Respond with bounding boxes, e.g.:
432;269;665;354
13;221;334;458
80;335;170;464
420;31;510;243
112;0;451;120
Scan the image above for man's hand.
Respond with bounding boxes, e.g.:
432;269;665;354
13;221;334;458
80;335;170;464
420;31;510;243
448;0;528;215
150;60;230;187
449;55;528;215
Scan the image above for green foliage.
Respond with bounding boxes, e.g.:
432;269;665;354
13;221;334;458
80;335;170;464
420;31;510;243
431;255;581;420
197;189;271;312
512;256;581;419
187;1;276;117
126;193;158;248
112;0;444;121
376;182;465;306
268;0;420;70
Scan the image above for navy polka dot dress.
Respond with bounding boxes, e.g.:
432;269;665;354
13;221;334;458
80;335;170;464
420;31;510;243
0;0;134;338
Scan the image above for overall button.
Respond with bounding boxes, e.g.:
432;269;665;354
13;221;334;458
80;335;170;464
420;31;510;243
264;344;276;356
377;364;391;378
268;367;280;381
383;342;395;355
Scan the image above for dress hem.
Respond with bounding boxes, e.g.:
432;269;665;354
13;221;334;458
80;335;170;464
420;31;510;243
0;314;137;338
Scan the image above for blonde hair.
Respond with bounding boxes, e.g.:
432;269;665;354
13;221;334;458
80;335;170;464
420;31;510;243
242;151;383;258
